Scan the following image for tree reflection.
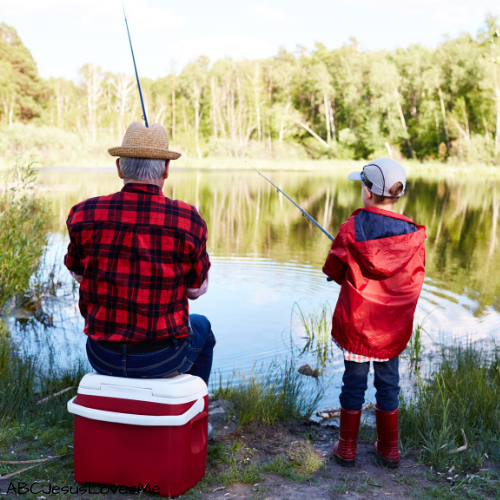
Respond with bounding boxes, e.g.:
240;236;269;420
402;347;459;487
39;168;500;316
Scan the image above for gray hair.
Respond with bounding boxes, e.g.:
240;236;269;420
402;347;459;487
119;157;166;182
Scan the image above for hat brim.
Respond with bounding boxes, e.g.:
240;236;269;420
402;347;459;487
108;146;181;160
348;171;362;181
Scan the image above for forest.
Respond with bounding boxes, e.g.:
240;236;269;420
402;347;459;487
2;15;500;164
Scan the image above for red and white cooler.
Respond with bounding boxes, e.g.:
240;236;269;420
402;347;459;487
67;372;209;497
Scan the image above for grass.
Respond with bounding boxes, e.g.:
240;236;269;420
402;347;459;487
0;336;86;499
211;359;324;425
399;344;500;471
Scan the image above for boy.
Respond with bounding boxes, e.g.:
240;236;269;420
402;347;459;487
323;158;426;468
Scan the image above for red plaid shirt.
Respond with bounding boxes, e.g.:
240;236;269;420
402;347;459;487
64;183;210;343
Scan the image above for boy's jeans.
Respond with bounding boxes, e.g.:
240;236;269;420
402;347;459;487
86;314;215;385
339;357;399;412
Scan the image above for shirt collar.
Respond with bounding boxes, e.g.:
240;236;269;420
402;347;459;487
121;183;164;196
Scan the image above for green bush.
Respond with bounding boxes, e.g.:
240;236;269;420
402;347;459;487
0;161;51;315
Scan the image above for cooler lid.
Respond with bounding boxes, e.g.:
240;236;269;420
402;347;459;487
77;373;208;405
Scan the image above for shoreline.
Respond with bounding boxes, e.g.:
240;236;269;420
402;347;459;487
23;158;500;179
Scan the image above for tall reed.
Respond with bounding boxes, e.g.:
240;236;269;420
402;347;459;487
292;302;333;375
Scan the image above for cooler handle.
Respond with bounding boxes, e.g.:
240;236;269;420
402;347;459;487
67;396;205;427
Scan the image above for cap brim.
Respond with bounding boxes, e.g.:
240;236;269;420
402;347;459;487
348;171;362;181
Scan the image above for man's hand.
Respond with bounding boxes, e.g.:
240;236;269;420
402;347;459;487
70;271;83;284
187;274;209;300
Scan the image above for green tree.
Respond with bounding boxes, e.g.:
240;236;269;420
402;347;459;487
0;23;45;124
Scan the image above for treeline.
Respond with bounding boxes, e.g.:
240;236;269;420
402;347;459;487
2;17;500;163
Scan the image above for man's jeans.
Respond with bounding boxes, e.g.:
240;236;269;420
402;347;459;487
86;314;215;385
339;357;399;412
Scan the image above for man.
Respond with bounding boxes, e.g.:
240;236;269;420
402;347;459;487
64;121;215;396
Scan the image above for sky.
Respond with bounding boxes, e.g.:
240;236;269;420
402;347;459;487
2;0;500;82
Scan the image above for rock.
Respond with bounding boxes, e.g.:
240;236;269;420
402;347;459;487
209;407;225;416
298;364;319;378
298;364;312;375
208;398;233;422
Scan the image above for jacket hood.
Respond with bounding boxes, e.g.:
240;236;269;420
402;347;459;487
347;207;426;277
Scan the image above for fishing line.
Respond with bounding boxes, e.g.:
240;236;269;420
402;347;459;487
121;0;149;127
303;213;322;245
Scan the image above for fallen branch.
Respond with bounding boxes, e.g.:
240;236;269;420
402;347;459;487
0;454;69;480
449;429;468;454
36;387;75;405
0;456;59;464
295;121;330;148
316;402;375;420
0;453;70;465
0;463;50;480
316;409;339;419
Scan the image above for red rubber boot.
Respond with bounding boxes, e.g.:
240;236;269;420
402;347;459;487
331;407;362;467
374;406;400;468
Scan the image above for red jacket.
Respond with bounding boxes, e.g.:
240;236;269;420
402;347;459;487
323;207;426;359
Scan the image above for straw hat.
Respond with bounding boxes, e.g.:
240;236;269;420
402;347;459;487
108;121;181;160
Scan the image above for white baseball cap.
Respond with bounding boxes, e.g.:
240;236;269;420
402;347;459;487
348;158;406;197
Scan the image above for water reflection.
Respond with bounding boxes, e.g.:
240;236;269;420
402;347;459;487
10;167;500;408
38;168;500;313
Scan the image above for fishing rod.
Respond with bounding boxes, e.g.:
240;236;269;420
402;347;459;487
248;163;335;282
122;0;149;128
247;163;334;242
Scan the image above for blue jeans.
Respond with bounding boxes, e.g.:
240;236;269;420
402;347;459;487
86;314;215;385
339;357;399;412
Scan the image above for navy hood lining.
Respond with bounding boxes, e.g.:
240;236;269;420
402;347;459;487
354;210;417;243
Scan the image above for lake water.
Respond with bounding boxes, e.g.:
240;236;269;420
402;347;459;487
8;167;500;410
